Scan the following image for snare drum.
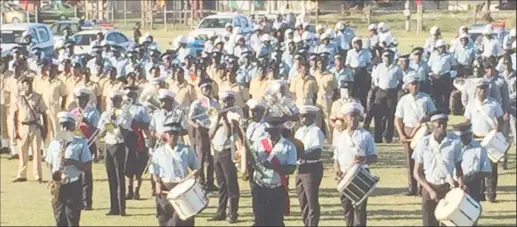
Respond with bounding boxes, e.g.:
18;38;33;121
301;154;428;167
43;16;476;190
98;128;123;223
410;124;429;150
435;188;482;227
337;164;379;207
167;179;208;220
481;130;509;163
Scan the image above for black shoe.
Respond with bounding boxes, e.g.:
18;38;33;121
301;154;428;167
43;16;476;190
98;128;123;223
120;212;127;216
208;215;226;221
36;178;43;184
28;155;33;161
8;154;18;160
404;191;417;196
227;215;238;223
207;185;218;192
12;178;27;183
126;192;134;200
480;196;486;201
502;162;508;170
84;206;93;211
106;211;120;216
134;192;140;200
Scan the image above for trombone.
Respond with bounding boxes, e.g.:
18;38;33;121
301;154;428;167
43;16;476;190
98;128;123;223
87;97;133;147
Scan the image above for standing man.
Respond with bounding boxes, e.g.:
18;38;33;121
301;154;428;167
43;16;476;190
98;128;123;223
371;50;403;143
188;80;218;192
97;91;133;216
333;102;377;227
345;37;373;108
208;91;242;224
428;40;457;111
453;122;492;202
251;119;298;226
46;112;92;226
70;88;100;210
294;105;325;227
314;54;338;138
409;48;431;94
454;33;476;78
150;121;200;226
290;62;319;107
395;74;436;196
412;111;465;227
464;79;504;202
12;75;48;183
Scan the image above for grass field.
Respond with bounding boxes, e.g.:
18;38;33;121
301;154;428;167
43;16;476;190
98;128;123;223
1;12;516;226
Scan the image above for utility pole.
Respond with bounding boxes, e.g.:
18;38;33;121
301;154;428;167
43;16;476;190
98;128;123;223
404;0;411;31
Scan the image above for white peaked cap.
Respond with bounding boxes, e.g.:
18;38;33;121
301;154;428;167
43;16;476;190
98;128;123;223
429;26;440;35
435;39;447;47
157;89;176;100
352;37;361;43
261;34;271;42
57;111;77;123
109;90;124;99
368;24;377;30
403;72;419;85
219;90;237;100
73;87;92;97
246;99;266;110
340;102;365;116
298;105;320;115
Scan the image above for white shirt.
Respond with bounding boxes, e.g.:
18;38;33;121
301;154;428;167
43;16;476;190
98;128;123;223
97;108;133;145
294;124;324;153
482;38;503;58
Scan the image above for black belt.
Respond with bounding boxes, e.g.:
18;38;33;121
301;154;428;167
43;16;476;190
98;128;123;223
21;121;38;125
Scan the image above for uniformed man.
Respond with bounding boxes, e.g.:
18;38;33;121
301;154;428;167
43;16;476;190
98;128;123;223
314;54;338;137
464;79;504;203
428;39;457;111
315;33;338;65
219;62;250;117
290;62;318;107
249;62;272;100
481;25;504;59
333;102;377;227
100;67;123;112
69;87;100;210
453;122;492;203
12;75;48;183
150;121;200;226
412;111;465;227
423;26;442;56
46;111;92;226
245;99;268;188
367;24;379;53
508;63;516;145
58;40;78;63
97;91;133;216
236;51;257;86
251;119;297;226
76;68;102;110
395;74;437;196
207;90;242;223
409;48;431;94
454;33;476;78
188;80;218;192
294;105;324;227
345;37;373;108
64;61;83;111
371;50;403;143
329;81;359;135
330;55;354;87
175;36;194;63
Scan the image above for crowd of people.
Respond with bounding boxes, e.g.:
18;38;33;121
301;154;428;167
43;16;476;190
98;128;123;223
0;13;516;227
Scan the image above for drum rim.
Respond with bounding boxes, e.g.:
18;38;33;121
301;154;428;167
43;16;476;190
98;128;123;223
167;179;198;199
175;192;209;220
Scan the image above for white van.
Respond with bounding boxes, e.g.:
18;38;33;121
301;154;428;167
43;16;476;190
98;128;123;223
1;23;55;58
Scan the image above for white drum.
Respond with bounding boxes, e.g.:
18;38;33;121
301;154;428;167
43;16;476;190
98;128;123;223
167;179;208;220
481;130;509;163
337;164;379;207
435;188;482;227
410;124;429;150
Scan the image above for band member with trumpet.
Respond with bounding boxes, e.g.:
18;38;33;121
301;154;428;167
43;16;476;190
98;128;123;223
245;99;268;184
70;87;100;210
46;111;92;226
123;87;151;200
453;122;492;203
188;79;219;192
412;110;465;227
294;105;325;227
149;121;200;226
395;73;436;196
208;90;243;223
333;102;377;227
463;79;504;203
251;118;297;226
97;90;133;216
263;80;300;128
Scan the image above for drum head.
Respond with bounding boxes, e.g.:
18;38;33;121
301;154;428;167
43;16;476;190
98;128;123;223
342;164;361;182
167;179;196;199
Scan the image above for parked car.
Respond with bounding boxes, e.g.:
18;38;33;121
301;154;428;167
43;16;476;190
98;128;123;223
72;29;133;55
469;22;510;50
0;23;55;58
188;12;253;38
38;2;81;22
1;2;36;23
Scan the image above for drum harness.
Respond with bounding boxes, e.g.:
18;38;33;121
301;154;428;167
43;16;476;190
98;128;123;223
429;138;456;188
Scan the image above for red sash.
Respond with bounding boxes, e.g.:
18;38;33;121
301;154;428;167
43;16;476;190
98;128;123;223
131;122;146;152
71;108;97;152
260;138;290;216
189;71;197;82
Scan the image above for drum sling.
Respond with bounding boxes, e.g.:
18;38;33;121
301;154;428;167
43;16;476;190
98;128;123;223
260;138;290;216
429;138;456;188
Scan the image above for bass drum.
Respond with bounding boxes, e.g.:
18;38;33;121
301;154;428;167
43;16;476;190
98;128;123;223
449;89;464;116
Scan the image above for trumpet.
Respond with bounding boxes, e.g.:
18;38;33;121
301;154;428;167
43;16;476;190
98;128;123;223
87;97;134;147
264;94;297;129
190;106;240;128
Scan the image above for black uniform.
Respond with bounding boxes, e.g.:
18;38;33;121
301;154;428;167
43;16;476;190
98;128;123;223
105;143;126;215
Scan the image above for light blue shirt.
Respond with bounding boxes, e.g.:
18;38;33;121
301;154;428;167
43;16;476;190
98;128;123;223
315;43;338;63
330;67;354;83
333;128;376;171
281;52;295;70
484;74;510;112
129;103;151;125
412;133;463;185
464;98;504;137
236;64;257;85
111;57;128;78
395;92;436;128
149;105;185;133
78;106;100;127
372;63;403;90
246;121;267;143
409;60;430;83
454;44;476;66
149;143;200;181
294;124;324;153
335;29;355;51
428;52;457;76
345;48;372;68
45;136;92;182
252;136;297;186
508;73;516;116
457;140;492;177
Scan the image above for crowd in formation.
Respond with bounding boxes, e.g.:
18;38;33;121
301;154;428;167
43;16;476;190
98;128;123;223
0;14;516;227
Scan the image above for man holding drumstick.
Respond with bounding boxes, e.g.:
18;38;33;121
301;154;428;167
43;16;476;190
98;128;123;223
395;73;436;196
149;121;200;226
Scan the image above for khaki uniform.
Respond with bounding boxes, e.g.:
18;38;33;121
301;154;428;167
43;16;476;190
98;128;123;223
101;80;123;113
289;74;319;106
219;81;250;110
76;80;102;107
33;77;68;143
314;71;338;135
4;74;21;151
170;81;197;111
249;74;273;99
64;76;81;111
13;91;47;179
1;72;13;144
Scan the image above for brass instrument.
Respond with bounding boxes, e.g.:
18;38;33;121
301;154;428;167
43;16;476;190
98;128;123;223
264;94;297;129
87;97;133;147
190;106;240;129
